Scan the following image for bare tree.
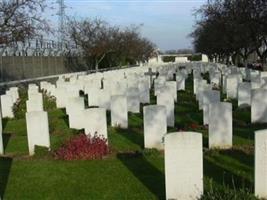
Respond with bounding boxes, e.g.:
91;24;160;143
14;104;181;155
67;18;155;70
0;0;50;46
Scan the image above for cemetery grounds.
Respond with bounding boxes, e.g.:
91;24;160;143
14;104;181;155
0;73;264;199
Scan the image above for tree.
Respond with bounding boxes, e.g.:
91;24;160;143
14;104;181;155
67;18;156;70
191;0;267;66
0;0;50;46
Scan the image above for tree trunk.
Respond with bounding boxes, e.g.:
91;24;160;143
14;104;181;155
95;61;99;72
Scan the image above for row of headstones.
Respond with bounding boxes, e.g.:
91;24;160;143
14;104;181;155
193;64;267;199
154;64;267;199
142;63;224;199
2;62;254;199
208;64;267;123
0;63;189;156
12;63;188;155
0;87;19;154
25;63;267;199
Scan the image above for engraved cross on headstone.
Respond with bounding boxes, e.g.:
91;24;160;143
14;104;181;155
144;68;157;85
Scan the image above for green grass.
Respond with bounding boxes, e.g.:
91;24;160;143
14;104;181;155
0;73;266;199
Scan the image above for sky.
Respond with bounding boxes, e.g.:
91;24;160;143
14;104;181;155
49;0;206;51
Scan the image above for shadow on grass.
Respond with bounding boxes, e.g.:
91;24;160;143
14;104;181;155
115;127;144;149
106;111;111;126
204;157;253;192
0;157;12;199
219;149;254;169
2;118;8;130
117;152;165;199
3;134;11;151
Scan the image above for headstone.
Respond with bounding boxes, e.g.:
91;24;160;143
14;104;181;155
195;79;207;99
28;84;39;99
209;102;232;149
66;97;84;115
166;81;177;102
143;105;167;150
127;88;140;113
210;72;221;86
55;87;67;108
7;87;19;103
154;77;166;96
66;97;85;129
26;93;43;112
203;90;220;125
144;68;156;86
255;129;267;198
198;83;212;109
26;111;50;155
83;108;108;140
87;87;102;107
165;132;203;200
0;94;14;118
138;78;150;103
157;91;175;127
0;108;3;154
226;75;239;99
238;82;251;107
176;75;185;91
111;95;128;128
251;89;267;123
97;89;111;110
9;87;19;100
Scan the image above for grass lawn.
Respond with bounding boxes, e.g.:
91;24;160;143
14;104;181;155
0;73;265;199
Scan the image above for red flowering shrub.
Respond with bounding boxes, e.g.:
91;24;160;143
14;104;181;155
189;123;199;130
54;134;109;160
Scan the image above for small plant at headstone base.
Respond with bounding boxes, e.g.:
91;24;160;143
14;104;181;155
34;146;51;159
43;94;56;111
13;88;27;119
212;83;220;91
54;133;109;160
201;179;257;200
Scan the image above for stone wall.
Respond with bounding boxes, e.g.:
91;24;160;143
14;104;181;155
0;56;87;82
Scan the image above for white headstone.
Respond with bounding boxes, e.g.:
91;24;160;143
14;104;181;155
165;132;203;200
176;75;185;91
0;108;3;154
251;89;267;123
1;94;14;118
198;83;212;110
157;91;175;127
66;97;85;129
209;102;232;149
226;75;239;99
55;87;67;108
26;111;50;155
255;129;267;198
127;88;140;113
26;93;43;112
83;108;108;140
138;78;150;103
111;95;128;128
154;77;166;96
238;82;251;107
203;90;220;125
66;97;84;115
143;105;167;150
166;81;177;102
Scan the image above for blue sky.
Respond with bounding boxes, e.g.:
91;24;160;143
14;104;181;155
49;0;206;51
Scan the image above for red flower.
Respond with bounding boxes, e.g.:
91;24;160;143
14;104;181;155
54;133;109;160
